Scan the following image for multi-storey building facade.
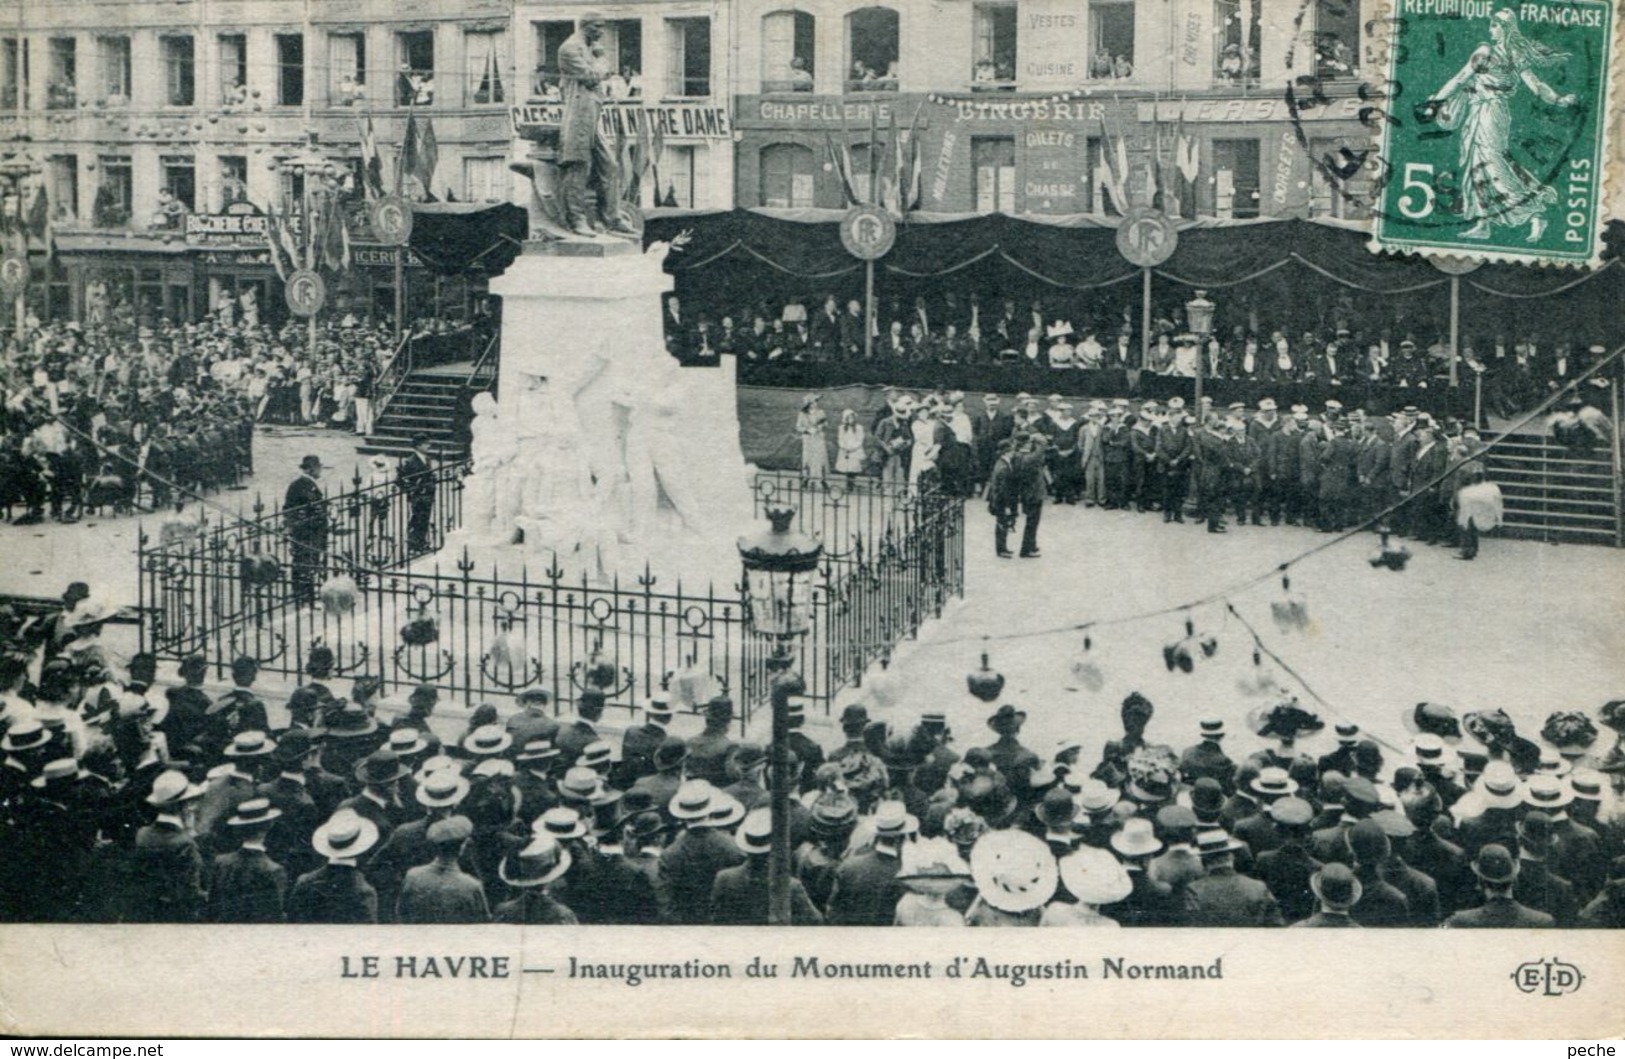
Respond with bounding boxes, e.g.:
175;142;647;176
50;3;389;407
1;0;519;326
731;0;1378;219
511;0;735;211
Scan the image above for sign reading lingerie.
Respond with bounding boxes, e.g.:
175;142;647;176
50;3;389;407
1371;0;1615;266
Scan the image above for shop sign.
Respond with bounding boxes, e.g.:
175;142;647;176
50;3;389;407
352;246;426;269
1018;0;1088;89
199;249;275;267
753;100;895;126
940;98;1108;123
1023;124;1085;214
185;210;268;247
1140;96;1367;124
511;101;731;141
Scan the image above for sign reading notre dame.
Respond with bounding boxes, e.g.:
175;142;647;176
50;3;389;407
839;206;897;262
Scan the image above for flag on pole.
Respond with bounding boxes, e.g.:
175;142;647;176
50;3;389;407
417;118;439;200
900;101;925;215
1098;111;1129;216
400;112;419;197
263;203;290;281
1174;103;1200;219
826;133;859;207
356;113;385;200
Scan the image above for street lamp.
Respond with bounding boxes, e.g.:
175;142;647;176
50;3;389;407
737;506;823;926
1186;289;1216;411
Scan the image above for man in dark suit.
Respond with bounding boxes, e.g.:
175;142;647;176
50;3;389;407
505;689;559;751
684;697;737;786
1010;433;1048;558
339;749;410;842
1444;844;1556;928
1255;797;1322;924
554;689;604;769
970;395;1013;496
659;783;746;925
161;652;213;762
825;802;910;926
711;807;823;925
284;454;328;606
207;798;288;923
1178;718;1236;791
398;434;437;554
1182;830;1284;926
1347;819;1411;927
195;730;277;852
128;770;208;923
396;815;489;924
784;698;826;794
615;695;671;789
287;809;381;924
1291;863;1362;927
257;729;327;882
1512;812;1580;926
201;656;271;763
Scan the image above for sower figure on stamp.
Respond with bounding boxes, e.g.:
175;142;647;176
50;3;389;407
1422;8;1576;243
557;14;634;237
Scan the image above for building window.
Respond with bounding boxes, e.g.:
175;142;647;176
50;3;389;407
46;38;76;110
163;36;195;106
972;136;1015;213
162;157;196;217
466;29;506;105
219;154;248;207
665;18;711;98
329;32;366;106
1308;136;1370;219
1214;0;1259;83
48;155;78;222
397;30;435;105
463;156;507;202
95;156;132;227
1314;0;1362;79
532;21;574;97
846;8;899;91
598;21;642;98
972;4;1017;89
276;34;305;106
218;33;247;103
1;39;21;110
1089;1;1134;79
662;145;697;207
1213;138;1260;219
280;170;305;207
98;36;130;104
759;143;815;208
762;11;815;93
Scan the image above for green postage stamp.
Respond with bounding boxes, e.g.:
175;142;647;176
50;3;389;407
1373;0;1616;266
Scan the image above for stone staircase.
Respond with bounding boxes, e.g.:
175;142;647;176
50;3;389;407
359;368;476;460
1482;431;1620;546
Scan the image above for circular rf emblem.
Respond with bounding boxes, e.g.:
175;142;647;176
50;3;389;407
371;194;413;246
1115;207;1179;268
0;250;27;295
285;269;327;317
839;205;896;262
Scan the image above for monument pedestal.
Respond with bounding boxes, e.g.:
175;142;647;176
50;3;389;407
447;240;754;585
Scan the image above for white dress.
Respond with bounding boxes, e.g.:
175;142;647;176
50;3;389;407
835;423;868;475
909;418;940;489
797;409;830;478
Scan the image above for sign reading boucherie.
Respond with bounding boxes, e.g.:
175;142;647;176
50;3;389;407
511;102;731;141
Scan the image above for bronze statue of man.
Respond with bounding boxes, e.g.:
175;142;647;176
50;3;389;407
557;13;631;236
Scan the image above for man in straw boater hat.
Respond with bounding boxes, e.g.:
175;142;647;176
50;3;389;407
287;808;382;923
206;797;286;923
494;834;576;924
1178;716;1236;792
616;690;673;789
1099;816;1177;927
365;765;473;921
1182;828;1284;927
1443;843;1555;928
127;768;208;923
629;736;688;817
659;780;746;925
965;827;1056;927
710;806;824;925
195;729;278;849
826;800;917;926
339;746;411;842
585;791;665;925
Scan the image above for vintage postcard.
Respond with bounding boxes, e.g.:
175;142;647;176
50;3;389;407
0;0;1623;1042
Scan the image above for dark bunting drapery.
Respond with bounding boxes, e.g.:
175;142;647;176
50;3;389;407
408;202;528;277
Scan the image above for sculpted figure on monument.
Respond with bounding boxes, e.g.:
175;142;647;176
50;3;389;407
556;14;634;237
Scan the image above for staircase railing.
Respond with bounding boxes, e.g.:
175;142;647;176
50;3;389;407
465;330;499;393
1484;429;1620;546
373;331;415;426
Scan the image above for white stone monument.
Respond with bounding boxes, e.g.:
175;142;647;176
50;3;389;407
446;238;755;584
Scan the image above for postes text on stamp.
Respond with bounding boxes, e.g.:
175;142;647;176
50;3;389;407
1372;0;1614;266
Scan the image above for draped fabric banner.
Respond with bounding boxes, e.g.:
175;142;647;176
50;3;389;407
642;209;1625;298
409;202;528;276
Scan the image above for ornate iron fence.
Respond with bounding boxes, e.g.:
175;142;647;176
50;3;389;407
139;467;964;732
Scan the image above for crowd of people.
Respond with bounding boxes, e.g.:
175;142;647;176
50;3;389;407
0;597;1621;928
669;289;1609;404
0;313;409;521
796;388;1509;558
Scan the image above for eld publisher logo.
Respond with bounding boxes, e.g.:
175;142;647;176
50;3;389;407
1511;958;1585;996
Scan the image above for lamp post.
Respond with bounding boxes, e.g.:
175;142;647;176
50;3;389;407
737;506;823;926
0;147;43;339
271;131;345;363
1186;289;1216;412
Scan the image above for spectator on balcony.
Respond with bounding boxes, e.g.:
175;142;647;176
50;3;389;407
1113;55;1134;79
1220;44;1247;82
787;56;813;89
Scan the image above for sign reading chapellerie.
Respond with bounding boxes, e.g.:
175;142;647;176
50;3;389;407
511;101;731;141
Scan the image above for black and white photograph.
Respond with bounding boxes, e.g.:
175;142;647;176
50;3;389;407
0;0;1621;1041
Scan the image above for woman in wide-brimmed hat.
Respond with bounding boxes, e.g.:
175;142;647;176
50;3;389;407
796;392;830;481
1043;845;1133;926
965;829;1057;926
